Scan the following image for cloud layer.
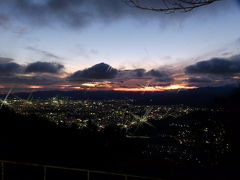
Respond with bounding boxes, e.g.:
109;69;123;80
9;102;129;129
0;60;64;75
146;69;173;82
185;57;240;75
0;59;65;89
0;0;139;28
69;62;173;84
0;59;175;91
0;55;239;92
0;0;232;29
25;61;64;74
0;62;23;75
185;55;240;87
69;63;118;81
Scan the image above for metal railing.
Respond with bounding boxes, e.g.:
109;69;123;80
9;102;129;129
0;160;162;180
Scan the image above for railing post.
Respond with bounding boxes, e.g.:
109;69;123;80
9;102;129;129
43;166;46;180
87;171;90;180
1;162;4;180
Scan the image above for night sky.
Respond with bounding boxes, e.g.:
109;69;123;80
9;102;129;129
0;0;240;92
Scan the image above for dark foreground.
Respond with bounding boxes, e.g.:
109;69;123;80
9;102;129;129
1;88;240;180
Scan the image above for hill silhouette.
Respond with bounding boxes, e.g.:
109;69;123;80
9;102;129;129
2;85;236;106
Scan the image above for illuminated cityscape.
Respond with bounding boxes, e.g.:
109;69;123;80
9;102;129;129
8;97;203;128
2;96;229;167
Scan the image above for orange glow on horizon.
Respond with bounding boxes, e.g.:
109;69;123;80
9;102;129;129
82;83;96;87
1;80;198;93
113;83;197;92
27;85;44;89
71;87;83;90
58;84;73;89
163;84;197;90
82;81;112;88
233;76;240;79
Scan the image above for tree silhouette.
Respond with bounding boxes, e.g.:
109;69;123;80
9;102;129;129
124;0;220;13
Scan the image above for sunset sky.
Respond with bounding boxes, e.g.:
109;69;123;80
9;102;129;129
1;0;240;92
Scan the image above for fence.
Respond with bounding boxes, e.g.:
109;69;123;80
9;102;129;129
0;160;162;180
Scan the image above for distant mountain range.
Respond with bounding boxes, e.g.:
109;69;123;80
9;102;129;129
1;85;238;106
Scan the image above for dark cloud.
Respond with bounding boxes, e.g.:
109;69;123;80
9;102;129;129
0;0;139;28
146;69;173;82
117;68;146;79
112;66;174;84
25;61;64;74
69;62;118;81
135;68;146;77
0;75;63;85
147;69;165;77
186;77;213;83
0;62;23;75
26;47;62;60
185;57;240;75
1;0;227;28
116;68;173;82
0;59;64;75
0;59;65;88
184;55;240;87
